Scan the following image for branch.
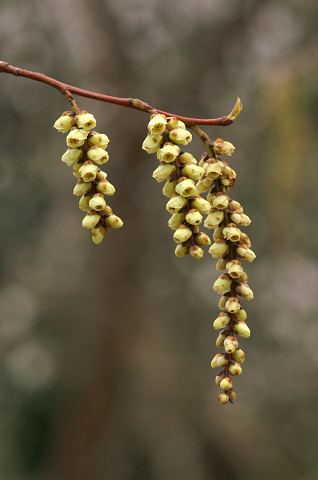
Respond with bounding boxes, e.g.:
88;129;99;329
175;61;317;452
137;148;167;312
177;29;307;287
0;61;242;127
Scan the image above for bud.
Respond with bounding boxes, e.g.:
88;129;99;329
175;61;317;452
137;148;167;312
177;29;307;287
87;146;109;164
238;272;248;283
152;163;176;182
96;170;107;181
204;160;222;180
226;260;243;278
91;225;107;244
213;274;232;294
229;200;242;211
196;178;213;194
210;193;230;210
104;214;123;228
224;336;238;354
222;165;236;178
216;257;228;271
215;372;225;386
168;212;186;230
61;147;83;165
229;389;236;402
222;224;241;242
232;348;245;364
185;209;202;225
235;309;247;322
175;243;190;257
236;244;256;262
96;180;116;195
228;362;242;376
166;195;187;213
142;134;163;154
213;312;230;329
218;292;231;310
235;283;254;300
211;353;228;368
220;376;233;391
233;321;250;338
82;211;101;229
204;210;224;229
240;232;251;248
100;205;112;215
218;393;230;404
175;178;197;197
167;117;186;131
53;112;75;133
148;114;167;134
73;179;92;196
89;194;107;211
212;138;235;156
79;162;98;182
79;194;92;212
157;142;180;163
213;227;224;241
209;239;229;258
75;112;96;130
173;225;193;244
66;127;88;147
179;152;197;165
190;196;211;214
88;132;110;149
240;214;251;226
189;245;204;259
180;164;204;180
162;178;177;197
225;296;241;314
216;331;228;348
169;128;192;145
230;210;243;224
73;162;82;178
193;232;210;247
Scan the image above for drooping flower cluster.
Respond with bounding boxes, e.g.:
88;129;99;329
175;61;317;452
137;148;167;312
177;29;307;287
142;114;212;259
142;115;255;403
54;110;123;243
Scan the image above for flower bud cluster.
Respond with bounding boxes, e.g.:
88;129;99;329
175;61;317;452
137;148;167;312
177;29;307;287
54;110;123;243
198;138;255;404
142;114;212;259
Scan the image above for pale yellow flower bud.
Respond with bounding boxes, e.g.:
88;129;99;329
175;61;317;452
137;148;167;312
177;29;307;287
213;138;235;156
168;212;186;230
66;127;88;147
91;225;107;244
194;232;211;246
238;272;248;283
87;132;110;149
89;194;107;211
96;170;107;181
226;260;243;279
240;214;251;226
213;312;230;329
75;112;96;131
82;211;100;229
204;210;224;229
156;142;180;163
162;178;177;197
218;393;230;404
173;225;193;244
142;134;163;154
222;165;236;178
73;179;92;196
53;112;75;133
225;296;241;314
215;372;225;386
79;194;92;212
190;196;211;214
87;146;109;164
104;214;123;228
167;117;186;131
228;362;242;376
224;336;238;354
185;209;202;225
179;152;197;165
148;114;167;134
222;223;241;242
229;200;242;211
166;195;187;213
235;283;254;300
99;205;112;215
210;193;230;210
169;128;192;145
216;257;228;271
96;180;116;195
218;293;231;310
233;321;251;338
209;239;229;258
175;243;190;257
235;309;247;322
79;162;98;182
213;227;224;241
232;349;245;364
195;178;213;194
190;245;204;259
152;163;176;183
61;147;83;165
230;210;243;224
180;164;204;180
216;331;228;347
220;376;233;391
175;178;197;197
240;232;251;248
236;244;256;262
213;273;232;294
211;353;228;368
204;160;222;180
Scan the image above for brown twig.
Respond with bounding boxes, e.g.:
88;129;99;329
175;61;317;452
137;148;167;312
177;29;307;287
0;61;242;127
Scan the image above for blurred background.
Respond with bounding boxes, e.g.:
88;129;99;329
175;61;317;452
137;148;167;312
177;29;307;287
0;0;318;479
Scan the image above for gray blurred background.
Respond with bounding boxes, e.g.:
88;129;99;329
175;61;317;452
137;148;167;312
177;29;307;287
0;0;318;479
